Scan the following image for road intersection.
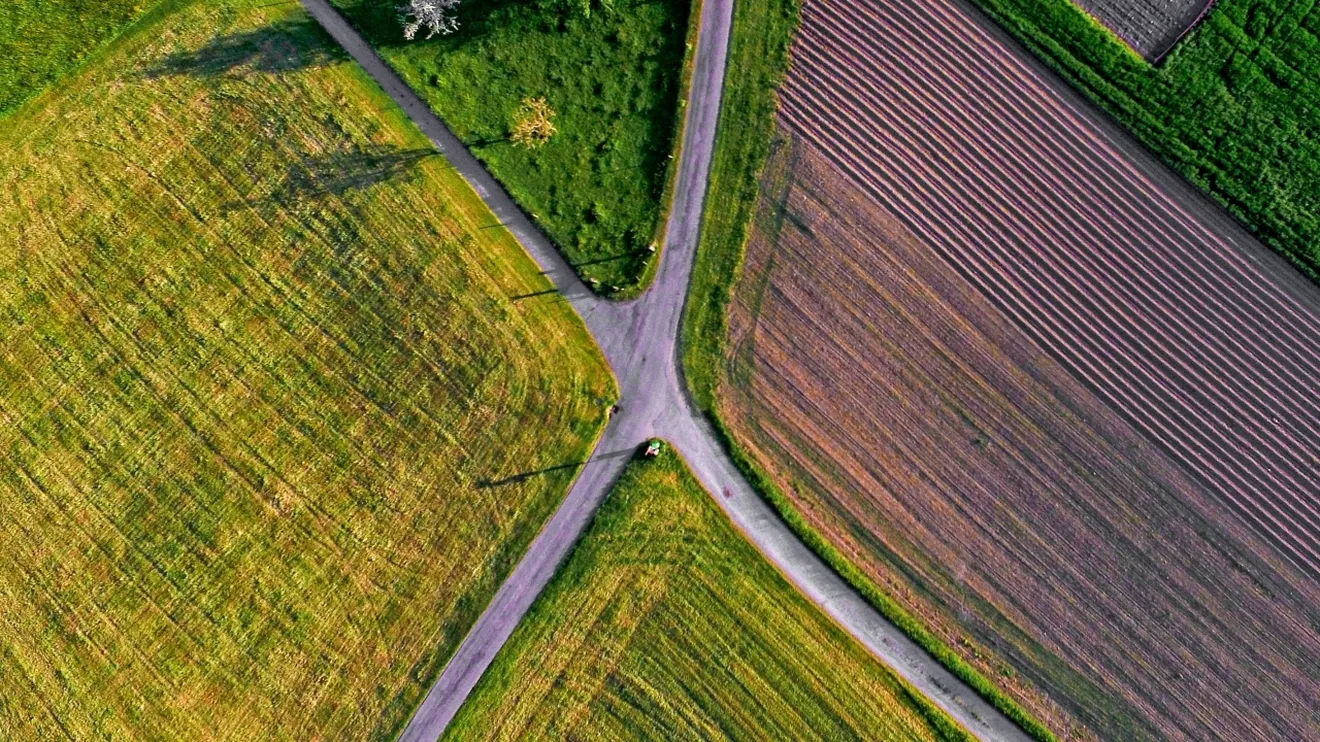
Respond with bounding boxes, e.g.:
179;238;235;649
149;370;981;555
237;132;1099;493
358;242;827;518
298;0;1031;738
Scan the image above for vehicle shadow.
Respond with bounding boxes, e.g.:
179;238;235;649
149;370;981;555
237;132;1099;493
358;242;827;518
475;461;583;489
510;288;560;301
474;448;635;488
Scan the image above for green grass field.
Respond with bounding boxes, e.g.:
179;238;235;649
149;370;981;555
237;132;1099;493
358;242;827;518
446;447;974;741
0;0;160;116
970;0;1320;282
329;0;692;291
0;1;614;739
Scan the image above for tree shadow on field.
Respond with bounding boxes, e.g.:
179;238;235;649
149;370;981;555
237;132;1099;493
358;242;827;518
474;448;635;488
282;145;437;199
142;17;345;78
226;144;438;210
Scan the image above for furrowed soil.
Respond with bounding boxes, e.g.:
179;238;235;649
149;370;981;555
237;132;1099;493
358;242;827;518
967;0;1320;277
445;448;973;742
1066;0;1210;59
717;0;1320;738
0;1;612;739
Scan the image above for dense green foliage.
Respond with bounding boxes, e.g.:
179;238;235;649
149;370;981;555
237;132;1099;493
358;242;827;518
330;0;692;289
677;0;1060;739
971;0;1320;280
0;2;613;738
447;448;974;741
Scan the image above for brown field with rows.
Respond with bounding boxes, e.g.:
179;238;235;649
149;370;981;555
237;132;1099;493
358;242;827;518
718;0;1320;739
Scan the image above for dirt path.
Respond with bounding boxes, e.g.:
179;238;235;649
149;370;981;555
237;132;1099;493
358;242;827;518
297;0;1031;739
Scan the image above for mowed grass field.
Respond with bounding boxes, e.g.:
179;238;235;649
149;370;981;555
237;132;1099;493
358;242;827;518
0;0;158;116
973;0;1320;283
0;1;614;739
329;0;692;290
722;127;1320;742
446;448;973;742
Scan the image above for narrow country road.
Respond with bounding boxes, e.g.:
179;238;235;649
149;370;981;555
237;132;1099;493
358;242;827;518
298;0;1032;740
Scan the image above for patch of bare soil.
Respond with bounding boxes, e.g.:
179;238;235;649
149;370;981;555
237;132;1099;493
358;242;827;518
1070;0;1213;60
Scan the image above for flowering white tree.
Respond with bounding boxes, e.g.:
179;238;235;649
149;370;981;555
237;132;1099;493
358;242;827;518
399;0;461;40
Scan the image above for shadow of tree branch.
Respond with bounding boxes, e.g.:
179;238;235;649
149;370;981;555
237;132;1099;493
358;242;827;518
142;18;344;78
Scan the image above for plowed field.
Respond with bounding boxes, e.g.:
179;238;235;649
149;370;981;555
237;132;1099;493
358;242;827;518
718;0;1320;739
1068;0;1211;59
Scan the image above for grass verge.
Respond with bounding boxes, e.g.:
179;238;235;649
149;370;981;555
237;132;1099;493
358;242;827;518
965;0;1320;283
445;446;975;742
0;1;613;738
677;0;1059;739
328;0;694;292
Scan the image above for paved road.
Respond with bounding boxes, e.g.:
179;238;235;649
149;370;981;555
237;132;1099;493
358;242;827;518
299;0;1032;739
